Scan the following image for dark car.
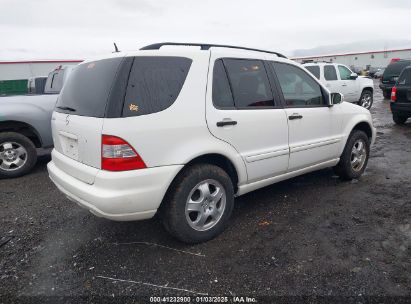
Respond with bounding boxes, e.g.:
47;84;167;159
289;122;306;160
390;66;411;124
380;59;411;99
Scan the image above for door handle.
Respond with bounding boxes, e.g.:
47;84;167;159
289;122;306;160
288;114;303;120
342;84;347;87
217;120;237;127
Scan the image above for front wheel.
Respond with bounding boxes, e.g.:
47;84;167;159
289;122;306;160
333;130;370;180
358;90;373;109
0;132;37;179
161;164;234;244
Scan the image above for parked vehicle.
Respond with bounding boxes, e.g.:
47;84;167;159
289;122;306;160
47;43;376;243
27;76;47;94
304;62;374;109
380;59;411;99
368;67;384;78
390;66;411;124
374;68;385;79
0;65;74;178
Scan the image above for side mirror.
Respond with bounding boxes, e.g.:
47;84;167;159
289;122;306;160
331;92;343;104
349;73;358;80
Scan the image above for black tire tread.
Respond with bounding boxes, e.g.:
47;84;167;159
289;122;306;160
334;130;370;181
0;132;37;179
161;163;234;244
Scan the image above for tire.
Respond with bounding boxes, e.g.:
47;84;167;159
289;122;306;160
333;130;370;180
382;90;391;99
358;89;373;109
0;132;37;179
161;164;234;244
393;114;408;125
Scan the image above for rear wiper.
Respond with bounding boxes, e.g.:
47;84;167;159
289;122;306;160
56;106;76;112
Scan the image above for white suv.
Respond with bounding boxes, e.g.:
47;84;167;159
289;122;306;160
47;43;376;243
303;62;374;109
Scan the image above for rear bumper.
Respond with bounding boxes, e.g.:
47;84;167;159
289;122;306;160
379;83;393;91
390;102;411;116
47;151;183;221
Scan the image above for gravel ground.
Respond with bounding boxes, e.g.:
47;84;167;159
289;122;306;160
0;80;410;303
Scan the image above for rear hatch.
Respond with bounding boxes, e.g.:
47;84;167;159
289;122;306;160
51;56;127;184
382;60;411;85
396;68;411;103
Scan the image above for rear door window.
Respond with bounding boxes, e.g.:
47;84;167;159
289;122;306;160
56;58;124;117
122;57;192;117
324;65;338;81
305;66;320;79
223;59;275;108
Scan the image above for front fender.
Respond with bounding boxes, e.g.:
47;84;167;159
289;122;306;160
338;102;375;155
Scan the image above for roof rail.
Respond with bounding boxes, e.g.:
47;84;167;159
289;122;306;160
140;42;287;59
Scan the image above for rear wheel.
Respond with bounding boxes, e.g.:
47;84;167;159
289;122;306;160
333;130;370;180
161;164;234;244
382;90;391;99
358;89;373;109
393;113;408;125
0;132;37;179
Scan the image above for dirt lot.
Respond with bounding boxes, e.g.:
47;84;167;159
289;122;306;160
1;80;410;302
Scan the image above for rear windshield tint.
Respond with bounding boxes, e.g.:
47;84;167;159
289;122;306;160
305;66;320;79
122;57;192;117
56;58;123;117
384;60;411;77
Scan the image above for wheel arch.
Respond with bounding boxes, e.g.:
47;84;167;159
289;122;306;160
0;121;42;148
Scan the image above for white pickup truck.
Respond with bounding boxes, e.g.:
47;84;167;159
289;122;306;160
303;62;374;109
0;65;75;178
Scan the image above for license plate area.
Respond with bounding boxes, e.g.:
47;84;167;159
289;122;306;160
59;131;79;160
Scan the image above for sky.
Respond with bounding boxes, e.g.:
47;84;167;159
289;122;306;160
1;0;411;60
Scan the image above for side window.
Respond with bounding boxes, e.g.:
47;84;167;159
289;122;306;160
305;66;320;79
272;62;325;107
398;69;411;86
212;59;234;108
123;57;192;117
324;65;338;81
338;65;352;80
223;59;275;108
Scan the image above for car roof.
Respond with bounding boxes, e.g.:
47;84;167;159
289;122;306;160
79;43;294;66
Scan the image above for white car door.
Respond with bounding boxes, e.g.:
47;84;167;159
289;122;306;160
337;65;358;102
271;62;343;171
206;55;289;183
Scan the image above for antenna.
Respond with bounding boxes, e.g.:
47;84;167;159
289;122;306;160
113;43;120;53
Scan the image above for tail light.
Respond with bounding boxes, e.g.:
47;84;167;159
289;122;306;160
391;87;397;102
101;135;146;171
390;58;400;63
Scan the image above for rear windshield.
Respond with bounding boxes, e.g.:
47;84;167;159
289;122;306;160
305;66;320;79
56;56;192;118
384;60;411;78
56;58;123;117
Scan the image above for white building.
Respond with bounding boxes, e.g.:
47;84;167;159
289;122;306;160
293;48;411;70
0;59;82;81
